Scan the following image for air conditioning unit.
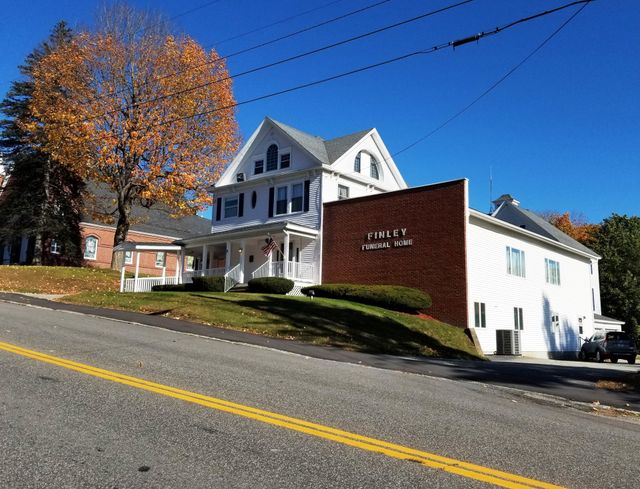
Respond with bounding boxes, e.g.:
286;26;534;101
496;330;521;355
236;172;245;182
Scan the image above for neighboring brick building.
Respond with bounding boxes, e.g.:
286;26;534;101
322;180;469;328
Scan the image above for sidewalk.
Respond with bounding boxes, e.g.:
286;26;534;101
1;291;638;412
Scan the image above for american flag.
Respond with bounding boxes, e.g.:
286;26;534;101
261;238;278;256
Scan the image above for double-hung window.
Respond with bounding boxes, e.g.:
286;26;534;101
280;153;291;169
545;258;561;285
338;185;349;200
50;239;61;255
514;307;524;330
290;183;303;212
124;251;133;265
84;236;98;260
155;252;166;268
224;196;238;218
254;160;264;175
506;246;526;277
474;302;486;328
276;186;288;215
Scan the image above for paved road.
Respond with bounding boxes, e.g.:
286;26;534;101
1;300;640;488
2;292;638;410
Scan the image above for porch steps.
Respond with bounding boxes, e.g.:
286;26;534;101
229;284;249;293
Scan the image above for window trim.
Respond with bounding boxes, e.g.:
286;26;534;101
338;184;349;200
544;258;561;285
155;252;166;268
514;307;524;330
223;195;239;219
273;182;305;216
506;246;526;278
474;302;486;328
50;239;61;255
370;156;380;180
124;250;133;265
254;159;264;175
280;152;291;169
84;236;98;261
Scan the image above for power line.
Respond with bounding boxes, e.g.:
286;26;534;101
169;0;224;22
392;0;592;158
208;0;346;47
147;0;592;131
83;0;393;107
80;0;474;122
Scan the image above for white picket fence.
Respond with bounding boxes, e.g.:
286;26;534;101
122;276;180;293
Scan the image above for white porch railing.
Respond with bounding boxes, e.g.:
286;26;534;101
224;263;242;292
182;267;225;283
251;261;314;283
123;276;179;293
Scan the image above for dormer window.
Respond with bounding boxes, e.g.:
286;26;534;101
254;160;264;175
266;144;278;171
354;153;361;173
370;156;380;180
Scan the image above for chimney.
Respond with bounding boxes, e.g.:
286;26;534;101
492;194;520;207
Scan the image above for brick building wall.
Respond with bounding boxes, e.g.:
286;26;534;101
322;179;469;328
81;224;179;276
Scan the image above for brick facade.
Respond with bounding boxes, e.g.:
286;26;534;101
81;224;178;276
322;180;469;328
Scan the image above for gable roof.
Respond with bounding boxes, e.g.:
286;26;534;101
492;201;598;258
268;117;372;166
82;183;210;239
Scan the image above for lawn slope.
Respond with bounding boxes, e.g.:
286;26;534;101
64;291;483;360
0;266;121;294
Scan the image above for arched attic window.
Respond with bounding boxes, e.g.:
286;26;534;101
266;144;279;172
370;156;380;180
354;152;361;173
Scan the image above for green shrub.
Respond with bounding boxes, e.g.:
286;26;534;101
300;284;431;313
191;276;225;292
152;283;193;292
248;277;294;294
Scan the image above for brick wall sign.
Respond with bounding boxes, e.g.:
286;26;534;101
322;180;469;328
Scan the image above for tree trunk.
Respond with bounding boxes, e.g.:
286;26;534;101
32;157;51;265
110;194;132;269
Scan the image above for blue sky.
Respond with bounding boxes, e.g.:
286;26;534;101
1;0;638;222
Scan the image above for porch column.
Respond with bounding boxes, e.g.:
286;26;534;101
283;232;290;279
161;266;166;285
239;239;246;283
134;251;141;292
225;241;231;271
175;249;182;282
201;244;208;276
120;266;126;293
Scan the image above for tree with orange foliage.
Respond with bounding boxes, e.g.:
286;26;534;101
540;211;599;246
26;5;239;267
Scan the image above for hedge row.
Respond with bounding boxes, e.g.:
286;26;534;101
152;276;224;292
300;284;431;313
247;277;294;294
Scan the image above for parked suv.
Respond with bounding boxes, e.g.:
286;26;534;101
579;331;637;364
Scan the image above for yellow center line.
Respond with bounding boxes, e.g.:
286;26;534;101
0;340;567;489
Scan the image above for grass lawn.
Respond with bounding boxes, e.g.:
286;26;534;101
64;291;484;360
0;266;121;294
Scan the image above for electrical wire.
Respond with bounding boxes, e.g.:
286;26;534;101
79;0;474;122
83;0;393;107
145;0;592;131
392;0;592;158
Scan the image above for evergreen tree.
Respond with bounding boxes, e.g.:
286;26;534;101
0;21;84;265
592;214;640;341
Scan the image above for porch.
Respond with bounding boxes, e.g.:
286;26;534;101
116;222;320;293
181;222;320;291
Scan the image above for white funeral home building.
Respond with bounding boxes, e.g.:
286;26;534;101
120;117;620;358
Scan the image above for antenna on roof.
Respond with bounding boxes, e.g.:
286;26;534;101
489;165;493;213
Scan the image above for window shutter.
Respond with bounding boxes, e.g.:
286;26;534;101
238;193;244;217
216;197;222;221
268;187;274;218
303;180;310;212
